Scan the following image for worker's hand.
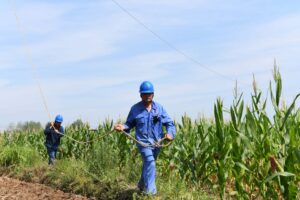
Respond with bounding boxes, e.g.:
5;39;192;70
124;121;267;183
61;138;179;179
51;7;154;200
114;124;125;132
50;122;55;127
165;133;173;141
50;122;60;134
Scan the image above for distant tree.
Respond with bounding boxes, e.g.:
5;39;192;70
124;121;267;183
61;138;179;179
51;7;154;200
69;119;85;129
7;123;16;131
16;121;43;131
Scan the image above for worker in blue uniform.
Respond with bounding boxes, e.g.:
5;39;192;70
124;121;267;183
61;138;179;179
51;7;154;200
44;114;64;165
114;81;176;195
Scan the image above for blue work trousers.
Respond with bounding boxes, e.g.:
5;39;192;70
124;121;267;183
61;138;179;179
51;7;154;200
46;147;57;165
138;147;160;195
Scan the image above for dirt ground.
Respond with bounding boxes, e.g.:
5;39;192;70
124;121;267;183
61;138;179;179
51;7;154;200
0;176;88;200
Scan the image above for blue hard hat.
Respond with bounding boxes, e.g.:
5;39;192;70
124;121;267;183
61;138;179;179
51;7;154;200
55;114;63;123
139;81;154;94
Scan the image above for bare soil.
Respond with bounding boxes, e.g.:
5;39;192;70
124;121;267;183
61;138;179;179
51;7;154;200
0;176;88;200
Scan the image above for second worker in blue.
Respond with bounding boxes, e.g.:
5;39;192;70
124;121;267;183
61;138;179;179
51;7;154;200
44;114;64;165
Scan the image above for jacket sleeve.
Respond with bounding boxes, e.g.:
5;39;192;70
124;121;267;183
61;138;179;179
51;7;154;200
44;124;64;137
44;124;52;135
124;107;136;132
58;126;64;137
161;106;176;138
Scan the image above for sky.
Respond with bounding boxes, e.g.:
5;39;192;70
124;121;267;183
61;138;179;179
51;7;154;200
1;0;300;129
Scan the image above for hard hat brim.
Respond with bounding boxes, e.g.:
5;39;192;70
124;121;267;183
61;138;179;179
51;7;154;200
140;90;154;94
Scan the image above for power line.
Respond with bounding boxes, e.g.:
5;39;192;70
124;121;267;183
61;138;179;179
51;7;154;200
109;0;250;87
10;0;52;121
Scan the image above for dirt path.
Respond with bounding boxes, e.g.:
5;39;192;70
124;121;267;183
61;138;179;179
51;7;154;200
0;176;88;200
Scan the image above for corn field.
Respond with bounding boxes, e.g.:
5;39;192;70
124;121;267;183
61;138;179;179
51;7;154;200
1;67;299;199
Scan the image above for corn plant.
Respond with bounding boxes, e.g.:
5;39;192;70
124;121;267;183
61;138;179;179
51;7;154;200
1;67;299;199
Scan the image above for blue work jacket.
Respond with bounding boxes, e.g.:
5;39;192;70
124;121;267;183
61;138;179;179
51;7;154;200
44;124;64;150
124;101;176;147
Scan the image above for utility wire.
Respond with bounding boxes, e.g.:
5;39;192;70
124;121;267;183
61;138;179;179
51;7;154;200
110;0;251;87
10;0;52;121
10;1;114;145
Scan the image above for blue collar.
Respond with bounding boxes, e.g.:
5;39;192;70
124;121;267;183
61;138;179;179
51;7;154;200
138;101;157;111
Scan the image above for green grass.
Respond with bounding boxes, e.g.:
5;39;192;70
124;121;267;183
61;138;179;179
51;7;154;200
0;142;213;199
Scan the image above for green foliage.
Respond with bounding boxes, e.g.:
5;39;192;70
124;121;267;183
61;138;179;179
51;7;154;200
0;67;299;199
0;144;42;168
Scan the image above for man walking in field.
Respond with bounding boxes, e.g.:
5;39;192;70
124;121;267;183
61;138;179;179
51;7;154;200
44;114;64;165
114;81;175;195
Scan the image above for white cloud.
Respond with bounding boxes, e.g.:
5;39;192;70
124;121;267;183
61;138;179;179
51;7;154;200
121;0;208;9
221;14;300;59
0;79;10;88
190;13;300;90
33;50;187;96
1;0;300;129
0;49;192;128
2;11;145;68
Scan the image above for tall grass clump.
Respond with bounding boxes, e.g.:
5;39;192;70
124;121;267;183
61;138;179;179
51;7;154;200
0;144;42;168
